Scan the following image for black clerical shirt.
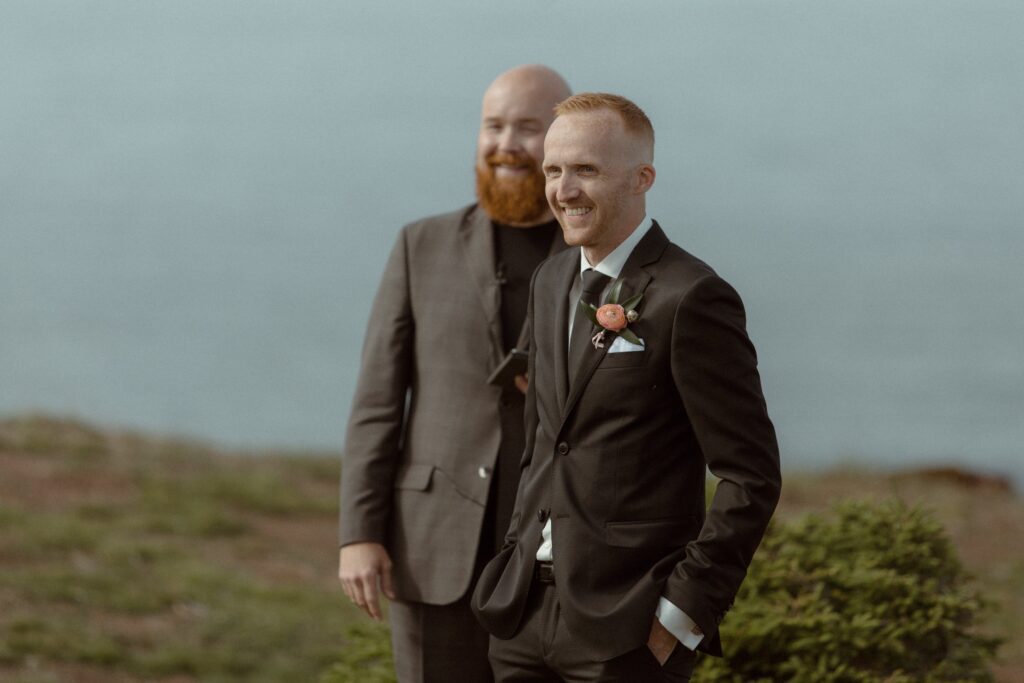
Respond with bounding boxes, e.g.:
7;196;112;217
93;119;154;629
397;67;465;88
493;219;559;352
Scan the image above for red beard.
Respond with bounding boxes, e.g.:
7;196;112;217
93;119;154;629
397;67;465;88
475;153;549;225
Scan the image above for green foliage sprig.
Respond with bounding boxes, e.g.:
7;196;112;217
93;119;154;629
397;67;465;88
579;278;644;345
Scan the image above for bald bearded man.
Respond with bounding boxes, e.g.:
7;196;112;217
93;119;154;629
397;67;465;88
339;65;571;682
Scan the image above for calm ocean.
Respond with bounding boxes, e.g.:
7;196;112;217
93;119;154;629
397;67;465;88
2;1;1021;484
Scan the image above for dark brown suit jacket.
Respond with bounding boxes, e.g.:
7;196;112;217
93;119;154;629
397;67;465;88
472;223;781;658
340;204;564;605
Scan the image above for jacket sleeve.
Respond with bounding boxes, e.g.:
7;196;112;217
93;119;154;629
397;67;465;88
338;228;415;546
665;274;782;640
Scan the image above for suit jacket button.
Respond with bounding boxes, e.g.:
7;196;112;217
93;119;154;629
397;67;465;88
537;509;549;523
477;466;490;479
557;442;570;455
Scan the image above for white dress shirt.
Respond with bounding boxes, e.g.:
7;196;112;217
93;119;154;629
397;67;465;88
535;216;705;651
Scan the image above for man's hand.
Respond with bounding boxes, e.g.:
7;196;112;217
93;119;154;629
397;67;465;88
647;617;678;666
514;373;529;395
338;542;395;621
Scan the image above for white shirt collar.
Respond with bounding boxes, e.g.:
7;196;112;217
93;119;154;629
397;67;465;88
579;216;653;279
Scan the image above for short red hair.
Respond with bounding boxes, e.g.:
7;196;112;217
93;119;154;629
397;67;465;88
553;92;654;146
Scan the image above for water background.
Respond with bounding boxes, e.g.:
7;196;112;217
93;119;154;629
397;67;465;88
2;1;1022;484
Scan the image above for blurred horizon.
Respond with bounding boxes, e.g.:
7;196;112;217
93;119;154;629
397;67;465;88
2;1;1022;484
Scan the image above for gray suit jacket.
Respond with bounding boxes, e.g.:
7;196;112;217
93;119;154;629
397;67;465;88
472;223;781;658
340;203;564;605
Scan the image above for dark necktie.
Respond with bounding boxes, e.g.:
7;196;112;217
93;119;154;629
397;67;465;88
568;269;611;386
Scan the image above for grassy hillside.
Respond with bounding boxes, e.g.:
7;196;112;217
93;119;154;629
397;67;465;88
0;417;391;683
0;416;1020;682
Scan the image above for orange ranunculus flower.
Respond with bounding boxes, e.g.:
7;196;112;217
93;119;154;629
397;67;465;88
596;303;627;331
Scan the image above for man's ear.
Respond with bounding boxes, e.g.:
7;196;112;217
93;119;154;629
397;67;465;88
634;164;656;194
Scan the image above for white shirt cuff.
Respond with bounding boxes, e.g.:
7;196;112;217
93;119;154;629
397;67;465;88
655;597;704;651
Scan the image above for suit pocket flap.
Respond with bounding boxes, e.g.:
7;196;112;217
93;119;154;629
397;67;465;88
394;463;434;491
604;517;698;548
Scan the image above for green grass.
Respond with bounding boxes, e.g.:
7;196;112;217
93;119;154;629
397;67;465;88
318;621;396;683
1;416;1020;682
0;515;365;678
0;416;384;682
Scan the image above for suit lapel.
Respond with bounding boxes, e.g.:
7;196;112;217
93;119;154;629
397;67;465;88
458;206;503;366
553;250;581;412
560;224;669;423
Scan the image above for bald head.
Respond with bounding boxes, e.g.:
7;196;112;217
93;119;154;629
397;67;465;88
483;64;572;112
475;64;571;226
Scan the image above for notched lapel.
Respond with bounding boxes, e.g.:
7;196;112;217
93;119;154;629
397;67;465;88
552;251;581;412
458;206;503;365
560;224;669;424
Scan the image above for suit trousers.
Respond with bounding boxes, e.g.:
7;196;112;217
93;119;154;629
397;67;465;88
488;581;696;682
389;455;515;683
390;590;493;683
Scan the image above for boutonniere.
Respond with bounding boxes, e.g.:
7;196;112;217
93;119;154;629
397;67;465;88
579;279;643;349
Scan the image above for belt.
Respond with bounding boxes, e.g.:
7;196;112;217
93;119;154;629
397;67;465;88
535;561;555;585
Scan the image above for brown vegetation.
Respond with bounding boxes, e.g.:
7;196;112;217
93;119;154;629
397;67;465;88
0;416;1020;681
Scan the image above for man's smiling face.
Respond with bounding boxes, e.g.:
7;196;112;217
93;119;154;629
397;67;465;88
474;68;566;225
543;109;645;262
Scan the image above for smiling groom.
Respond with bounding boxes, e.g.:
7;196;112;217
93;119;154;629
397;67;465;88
471;93;781;682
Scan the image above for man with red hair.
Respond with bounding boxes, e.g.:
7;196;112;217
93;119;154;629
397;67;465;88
339;65;570;682
473;93;781;681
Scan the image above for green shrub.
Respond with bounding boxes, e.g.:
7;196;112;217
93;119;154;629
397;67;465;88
694;500;1000;682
